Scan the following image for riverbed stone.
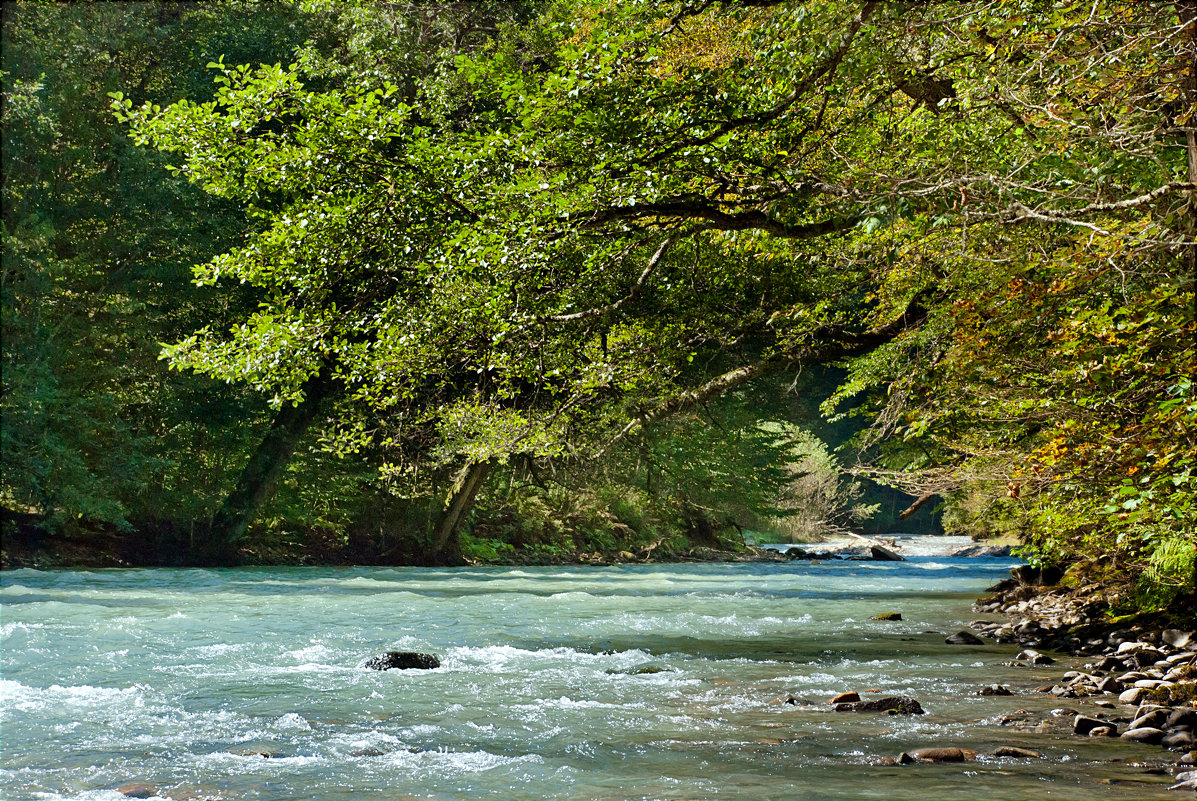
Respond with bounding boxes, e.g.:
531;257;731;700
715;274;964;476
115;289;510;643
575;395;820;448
896;751;918;764
1120;727;1166;744
834;696;925;715
1073;715;1111;736
1162;630;1194;649
1088;726;1115;737
979;684;1013;696
873;612;902;621
116;785;158;799
945;631;984;645
1170;779;1197;792
829;691;860;704
992;746;1041;758
1162;730;1195;750
1130;709;1170;730
1016;648;1054;665
909;747;975;762
1166;709;1197;729
1119;687;1149;705
364;651;441;670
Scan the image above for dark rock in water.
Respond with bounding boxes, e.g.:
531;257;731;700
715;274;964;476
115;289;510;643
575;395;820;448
365;651;441;670
979;684;1013;696
1120;727;1165;744
909;747;974;763
992;746;1041;758
835;696;925;715
1016;649;1054;665
117;785;159;799
629;665;667;675
829;691;860;704
896;751;918;764
1073;715;1111;736
945;631;984;645
784;547;809;559
349;747;386;757
873;612;903;621
781;695;814;705
1161;730;1195;749
1166;709;1197;729
871;756;899;766
870;544;904;561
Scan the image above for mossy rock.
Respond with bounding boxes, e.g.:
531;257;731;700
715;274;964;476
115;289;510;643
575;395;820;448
1145;681;1197;706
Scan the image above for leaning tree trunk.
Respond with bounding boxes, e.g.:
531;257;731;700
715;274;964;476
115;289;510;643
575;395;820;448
201;369;334;564
429;459;494;565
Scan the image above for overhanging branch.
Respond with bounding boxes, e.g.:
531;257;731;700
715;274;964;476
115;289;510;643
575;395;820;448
595;290;932;457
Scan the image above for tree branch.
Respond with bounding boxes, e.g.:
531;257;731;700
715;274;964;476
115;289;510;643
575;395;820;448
545;236;676;323
577;199;861;239
596;290;932;457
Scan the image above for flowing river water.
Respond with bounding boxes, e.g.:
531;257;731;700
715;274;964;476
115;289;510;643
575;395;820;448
0;541;1182;800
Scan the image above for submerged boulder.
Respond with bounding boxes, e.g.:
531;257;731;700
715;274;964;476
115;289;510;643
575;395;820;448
908;747;976;763
945;631;984;645
992;746;1041;758
364;651;441;670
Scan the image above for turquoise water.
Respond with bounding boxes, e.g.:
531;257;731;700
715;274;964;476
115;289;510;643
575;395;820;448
0;555;1181;800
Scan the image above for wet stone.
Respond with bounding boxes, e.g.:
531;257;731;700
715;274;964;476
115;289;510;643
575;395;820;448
1120;727;1166;745
834;696;925;715
1073;715;1110;736
364;651;441;670
992;746;1042;758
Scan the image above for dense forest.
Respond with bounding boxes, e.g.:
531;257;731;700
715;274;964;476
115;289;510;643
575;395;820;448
2;1;1194;611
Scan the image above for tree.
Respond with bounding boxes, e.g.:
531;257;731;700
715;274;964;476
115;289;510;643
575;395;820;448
116;0;1194;594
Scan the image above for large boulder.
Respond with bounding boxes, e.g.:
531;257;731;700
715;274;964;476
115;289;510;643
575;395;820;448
364;651;441;670
835;696;925;715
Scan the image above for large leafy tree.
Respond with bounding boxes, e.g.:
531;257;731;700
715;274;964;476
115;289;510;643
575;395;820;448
1;2;318;537
118;0;1194;595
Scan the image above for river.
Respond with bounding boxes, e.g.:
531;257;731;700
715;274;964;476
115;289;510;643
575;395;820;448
0;547;1181;800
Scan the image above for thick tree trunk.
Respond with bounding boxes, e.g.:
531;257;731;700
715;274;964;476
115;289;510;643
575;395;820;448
429;459;493;564
201;369;334;563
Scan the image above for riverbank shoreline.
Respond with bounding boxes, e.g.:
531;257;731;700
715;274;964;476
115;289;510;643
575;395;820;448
959;566;1197;791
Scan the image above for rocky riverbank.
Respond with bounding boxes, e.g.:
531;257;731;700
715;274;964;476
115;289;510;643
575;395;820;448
968;565;1197;792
